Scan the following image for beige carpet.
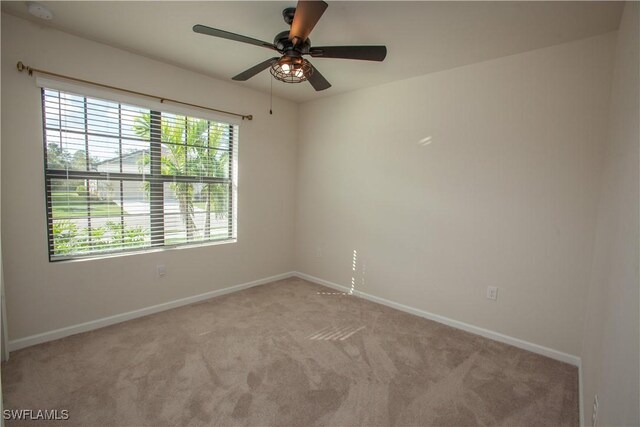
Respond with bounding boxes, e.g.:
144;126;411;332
1;277;578;426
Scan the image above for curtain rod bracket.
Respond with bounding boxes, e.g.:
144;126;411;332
15;61;253;121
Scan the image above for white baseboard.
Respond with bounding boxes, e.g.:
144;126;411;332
293;271;582;367
8;271;295;352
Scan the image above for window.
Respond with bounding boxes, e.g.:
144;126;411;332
42;88;238;261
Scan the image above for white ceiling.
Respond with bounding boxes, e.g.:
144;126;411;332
2;1;623;103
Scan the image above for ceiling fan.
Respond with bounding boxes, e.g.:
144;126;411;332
193;0;387;91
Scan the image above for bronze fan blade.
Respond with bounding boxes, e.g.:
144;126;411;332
289;0;328;45
307;62;331;91
309;45;387;62
232;57;280;81
193;25;277;51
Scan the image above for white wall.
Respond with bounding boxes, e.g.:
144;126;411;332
581;3;639;426
0;13;297;341
295;33;616;357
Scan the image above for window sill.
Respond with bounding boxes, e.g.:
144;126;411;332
49;238;237;263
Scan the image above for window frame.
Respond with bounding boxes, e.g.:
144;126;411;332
41;87;238;262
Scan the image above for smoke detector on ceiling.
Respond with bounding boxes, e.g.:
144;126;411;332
27;2;53;20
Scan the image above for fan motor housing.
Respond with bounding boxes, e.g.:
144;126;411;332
274;30;310;55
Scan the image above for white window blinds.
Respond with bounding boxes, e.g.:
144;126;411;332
42;87;238;261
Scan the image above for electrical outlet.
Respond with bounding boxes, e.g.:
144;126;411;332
592;394;599;427
157;264;166;278
486;286;498;301
315;247;323;258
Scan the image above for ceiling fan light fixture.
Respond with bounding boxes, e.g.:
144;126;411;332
270;56;313;83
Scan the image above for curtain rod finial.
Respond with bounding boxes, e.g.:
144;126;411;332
17;62;33;75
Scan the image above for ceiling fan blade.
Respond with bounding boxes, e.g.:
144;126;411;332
193;25;277;51
289;0;328;45
307;62;331;91
232;57;280;81
309;45;387;62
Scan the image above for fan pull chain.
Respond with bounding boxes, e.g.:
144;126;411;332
269;76;273;115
